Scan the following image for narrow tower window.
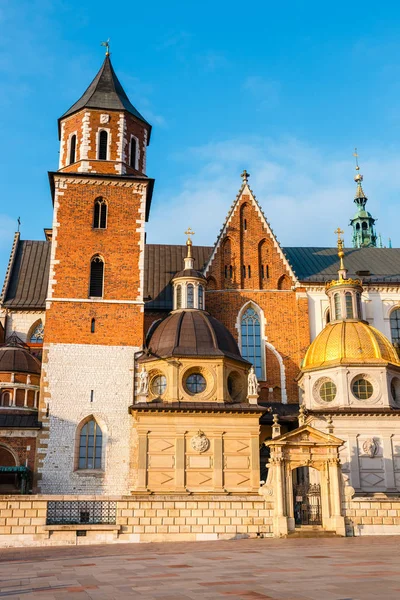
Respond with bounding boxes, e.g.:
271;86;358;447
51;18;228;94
93;198;107;229
266;265;269;278
334;293;342;320
244;219;247;231
176;285;182;309
345;292;354;319
187;284;194;308
241;307;262;379
261;265;264;279
130;137;137;168
98;130;108;160
242;265;246;279
229;265;233;279
89;256;104;298
91;318;96;333
248;265;251;278
69;134;76;165
224;265;228;278
198;285;204;310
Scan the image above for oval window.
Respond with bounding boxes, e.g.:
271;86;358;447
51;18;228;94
151;375;167;396
319;380;337;402
352;377;373;400
186;373;206;394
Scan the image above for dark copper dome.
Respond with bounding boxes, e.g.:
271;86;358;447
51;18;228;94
147;310;246;362
0;337;41;374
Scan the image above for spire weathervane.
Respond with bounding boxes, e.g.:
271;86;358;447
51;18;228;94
100;39;110;56
17;216;20;233
353;147;363;183
241;169;250;184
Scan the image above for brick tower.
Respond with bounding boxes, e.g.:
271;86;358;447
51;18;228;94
36;51;154;494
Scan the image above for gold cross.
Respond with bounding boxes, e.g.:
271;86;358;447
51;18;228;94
185;227;195;241
241;169;250;183
353;147;360;171
334;227;344;241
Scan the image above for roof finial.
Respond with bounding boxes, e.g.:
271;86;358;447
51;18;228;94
17;216;21;233
334;227;346;278
353;147;363;185
241;169;250;184
100;38;110;56
184;227;195;259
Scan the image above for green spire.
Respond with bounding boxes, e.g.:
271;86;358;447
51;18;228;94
350;149;377;248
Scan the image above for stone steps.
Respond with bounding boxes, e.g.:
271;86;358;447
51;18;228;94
288;528;338;538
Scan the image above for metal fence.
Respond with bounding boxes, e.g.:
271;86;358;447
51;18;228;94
46;501;117;525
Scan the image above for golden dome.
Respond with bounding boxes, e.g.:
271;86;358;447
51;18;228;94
303;320;400;370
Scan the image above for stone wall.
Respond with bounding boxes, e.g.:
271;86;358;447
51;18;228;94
344;495;400;536
0;495;273;547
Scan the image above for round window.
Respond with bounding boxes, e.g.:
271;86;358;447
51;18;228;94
352;377;373;400
151;375;167;396
319;380;337;402
186;373;206;394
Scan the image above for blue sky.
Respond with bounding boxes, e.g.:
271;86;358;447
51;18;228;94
1;0;400;282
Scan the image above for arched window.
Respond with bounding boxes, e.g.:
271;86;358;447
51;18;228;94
362;221;368;230
0;392;11;407
345;292;354;318
241;307;262;379
390;309;400;351
198;285;204;310
334;293;342;320
89;256;104;298
176;285;182;309
325;309;331;324
93;197;107;229
69;134;76;165
78;418;102;470
130;137;137;168
187;284;194;308
98;130;108;160
30;321;44;343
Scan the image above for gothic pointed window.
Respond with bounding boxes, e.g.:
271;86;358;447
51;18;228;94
187;284;194;308
69;134;76;165
176;285;182;309
241;307;262;379
30;321;44;343
130;137;137;168
93;198;107;229
78;418;102;470
89;256;104;298
98;130;108;160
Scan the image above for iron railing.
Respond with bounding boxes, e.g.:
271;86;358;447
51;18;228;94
46;501;117;525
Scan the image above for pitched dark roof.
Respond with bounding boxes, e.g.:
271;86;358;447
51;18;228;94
2;240;50;309
284;247;400;283
60;56;151;135
144;244;212;310
0;414;41;428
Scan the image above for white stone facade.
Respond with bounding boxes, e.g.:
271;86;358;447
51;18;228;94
3;312;45;343
38;343;139;495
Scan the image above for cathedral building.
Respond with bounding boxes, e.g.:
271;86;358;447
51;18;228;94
1;51;400;544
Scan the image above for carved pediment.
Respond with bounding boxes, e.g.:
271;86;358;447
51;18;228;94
265;424;344;448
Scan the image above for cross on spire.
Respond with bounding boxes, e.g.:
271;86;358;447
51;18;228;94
241;169;250;184
100;38;110;56
185;227;195;242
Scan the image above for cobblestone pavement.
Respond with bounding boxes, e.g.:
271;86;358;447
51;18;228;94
0;536;399;599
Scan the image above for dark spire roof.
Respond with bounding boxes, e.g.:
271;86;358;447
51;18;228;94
59;55;151;131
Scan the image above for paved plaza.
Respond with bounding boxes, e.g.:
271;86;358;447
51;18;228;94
0;536;399;599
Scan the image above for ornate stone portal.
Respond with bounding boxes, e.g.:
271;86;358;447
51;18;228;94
260;424;346;537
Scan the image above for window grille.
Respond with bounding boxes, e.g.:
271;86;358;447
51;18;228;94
98;130;108;160
130;137;137;168
30;322;44;343
198;285;204;310
78;419;102;470
241;307;262;379
93;198;107;229
186;373;206;393
69;134;76;165
46;501;116;525
151;375;167;395
187;284;194;308
89;257;104;297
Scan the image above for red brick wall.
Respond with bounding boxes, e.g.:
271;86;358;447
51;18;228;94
205;192;310;403
59;109;149;175
0;437;37;471
46;176;147;346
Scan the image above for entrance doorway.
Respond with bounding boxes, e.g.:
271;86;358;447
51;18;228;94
293;466;322;526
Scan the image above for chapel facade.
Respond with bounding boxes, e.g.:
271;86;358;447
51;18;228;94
2;52;400;543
